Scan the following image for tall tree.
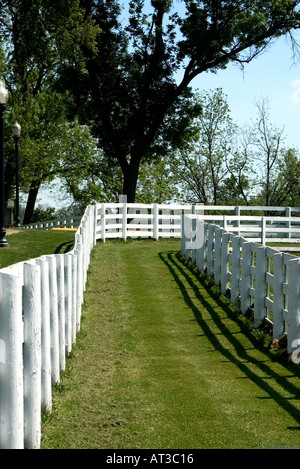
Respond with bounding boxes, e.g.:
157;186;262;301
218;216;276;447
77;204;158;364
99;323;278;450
0;0;99;222
58;0;300;202
251;97;285;207
172;89;237;204
270;147;300;206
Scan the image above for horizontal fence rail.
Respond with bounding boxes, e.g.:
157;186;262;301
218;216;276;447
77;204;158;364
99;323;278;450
94;203;193;241
181;214;300;357
93;203;300;247
25;204;300;248
0;205;96;449
196;214;300;248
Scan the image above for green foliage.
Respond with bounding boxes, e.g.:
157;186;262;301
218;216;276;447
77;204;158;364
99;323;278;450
31;206;56;223
56;0;300;201
172;89;300;207
136;157;180;203
2;0;300;209
173;88;239;204
0;0;100;222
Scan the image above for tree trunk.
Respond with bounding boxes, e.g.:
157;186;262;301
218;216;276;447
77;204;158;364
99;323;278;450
23;179;41;224
122;160;140;203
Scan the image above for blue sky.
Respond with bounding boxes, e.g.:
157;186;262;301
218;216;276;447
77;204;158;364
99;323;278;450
130;0;300;148
190;35;300;149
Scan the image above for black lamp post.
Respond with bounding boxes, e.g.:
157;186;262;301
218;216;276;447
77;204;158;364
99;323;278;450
0;80;9;247
12;121;21;227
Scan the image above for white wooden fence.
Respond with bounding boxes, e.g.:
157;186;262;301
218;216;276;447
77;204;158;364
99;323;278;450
2;202;300;449
24;203;300;247
93;203;300;247
0;205;96;449
23;215;82;231
94;202;193;240
181;214;300;357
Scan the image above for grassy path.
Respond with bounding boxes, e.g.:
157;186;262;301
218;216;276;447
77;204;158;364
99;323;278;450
41;239;300;449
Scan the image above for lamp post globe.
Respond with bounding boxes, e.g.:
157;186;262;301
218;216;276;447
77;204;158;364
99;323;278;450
0;80;9;247
12;121;21;227
12;121;21;138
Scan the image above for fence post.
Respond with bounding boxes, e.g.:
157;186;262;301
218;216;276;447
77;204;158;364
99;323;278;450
196;219;206;272
0;272;23;449
241;242;251;314
64;253;72;356
36;257;52;414
23;262;41;449
56;255;66;373
74;247;82;332
101;203;106;242
72;252;78;344
182;215;194;261
47;255;60;386
207;224;214;277
285;207;291;240
122;201;127;241
287;258;300;354
235;206;241;236
181;214;186;258
253;245;266;328
261;217;266;245
153;203;158;240
221;231;230;296
231;236;241;304
93;205;97;245
272;253;284;339
191;216;197;264
214;227;222;285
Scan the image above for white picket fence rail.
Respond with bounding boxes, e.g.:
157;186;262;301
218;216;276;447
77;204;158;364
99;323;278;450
94;202;193;240
181;214;300;357
93;203;300;246
194;214;300;249
23;215;82;231
0;205;96;449
2;202;300;449
23;203;300;248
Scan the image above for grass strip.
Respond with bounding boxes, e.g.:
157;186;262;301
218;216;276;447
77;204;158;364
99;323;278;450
41;239;300;449
0;229;75;269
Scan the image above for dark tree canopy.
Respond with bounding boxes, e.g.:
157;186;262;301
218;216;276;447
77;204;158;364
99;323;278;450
57;0;300;202
0;0;99;222
6;0;300;203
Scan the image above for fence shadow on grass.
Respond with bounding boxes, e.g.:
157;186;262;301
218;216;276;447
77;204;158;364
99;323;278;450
158;249;300;432
54;240;74;254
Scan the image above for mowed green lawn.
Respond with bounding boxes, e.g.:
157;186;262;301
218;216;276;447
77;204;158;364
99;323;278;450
0;229;75;269
38;238;300;449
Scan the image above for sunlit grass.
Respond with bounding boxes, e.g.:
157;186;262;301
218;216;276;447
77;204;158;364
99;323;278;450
41;239;300;449
0;229;75;269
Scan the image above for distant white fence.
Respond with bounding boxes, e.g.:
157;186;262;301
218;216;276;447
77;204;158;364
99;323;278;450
0;205;96;449
94;203;300;246
181;214;300;357
195;213;300;249
25;203;300;248
94;202;193;240
23;216;82;230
